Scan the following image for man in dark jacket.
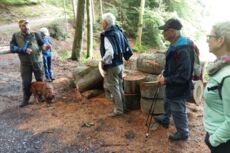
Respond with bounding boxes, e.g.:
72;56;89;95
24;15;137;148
10;19;51;107
155;18;194;141
100;12;132;117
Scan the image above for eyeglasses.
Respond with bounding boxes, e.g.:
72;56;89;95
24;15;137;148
207;35;218;40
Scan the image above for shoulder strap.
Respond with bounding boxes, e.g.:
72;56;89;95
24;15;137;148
218;75;230;100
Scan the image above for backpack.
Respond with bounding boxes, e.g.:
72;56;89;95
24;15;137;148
190;40;202;81
207;75;230;100
172;40;202;81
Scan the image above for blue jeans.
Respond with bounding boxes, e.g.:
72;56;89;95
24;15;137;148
163;97;189;136
43;55;53;80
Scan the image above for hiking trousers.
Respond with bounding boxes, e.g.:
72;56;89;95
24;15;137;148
103;65;125;113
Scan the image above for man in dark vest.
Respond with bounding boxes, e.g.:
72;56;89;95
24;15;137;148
10;19;51;107
100;13;132;117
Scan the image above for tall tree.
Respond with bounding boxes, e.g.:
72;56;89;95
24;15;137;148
71;0;77;22
86;0;93;58
71;0;86;61
135;0;145;47
99;0;103;18
63;0;68;33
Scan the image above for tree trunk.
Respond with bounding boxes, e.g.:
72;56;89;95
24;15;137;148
91;0;95;23
99;0;103;18
63;0;68;33
71;0;77;22
86;0;93;58
71;0;86;61
135;0;145;47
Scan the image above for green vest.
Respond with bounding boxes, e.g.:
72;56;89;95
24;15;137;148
15;32;42;64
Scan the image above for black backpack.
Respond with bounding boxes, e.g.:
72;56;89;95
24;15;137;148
207;75;230;100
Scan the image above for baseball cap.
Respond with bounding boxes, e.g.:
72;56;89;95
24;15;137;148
40;27;50;36
18;19;29;26
159;18;182;31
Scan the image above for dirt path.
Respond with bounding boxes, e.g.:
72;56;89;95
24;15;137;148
0;54;210;153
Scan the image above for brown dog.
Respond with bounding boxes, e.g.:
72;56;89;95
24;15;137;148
31;81;55;104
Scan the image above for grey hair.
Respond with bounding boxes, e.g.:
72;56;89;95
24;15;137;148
213;21;230;50
102;13;116;27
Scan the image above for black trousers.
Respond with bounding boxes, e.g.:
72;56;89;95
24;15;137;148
205;132;230;153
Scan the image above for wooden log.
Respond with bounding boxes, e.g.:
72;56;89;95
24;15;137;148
82;89;104;99
140;97;164;115
0;46;10;54
187;80;204;105
72;66;103;92
124;56;137;70
140;81;165;99
136;52;165;75
123;74;146;94
125;93;140;110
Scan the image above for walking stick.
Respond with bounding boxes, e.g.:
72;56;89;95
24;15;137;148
145;82;160;138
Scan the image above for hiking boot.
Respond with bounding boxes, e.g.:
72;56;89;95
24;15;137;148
19;102;29;107
169;132;188;141
154;115;169;128
108;111;123;117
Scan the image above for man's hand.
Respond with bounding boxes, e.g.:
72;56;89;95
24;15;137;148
42;44;52;51
26;48;32;55
157;74;166;86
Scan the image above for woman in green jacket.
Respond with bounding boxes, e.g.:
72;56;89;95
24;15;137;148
204;21;230;153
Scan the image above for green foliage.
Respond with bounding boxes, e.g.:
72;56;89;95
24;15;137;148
163;0;190;19
53;49;72;61
142;8;165;49
48;23;67;40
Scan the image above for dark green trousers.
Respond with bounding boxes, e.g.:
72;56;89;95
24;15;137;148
20;62;43;103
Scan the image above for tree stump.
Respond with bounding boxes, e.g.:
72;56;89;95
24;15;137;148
187;80;204;105
136;52;165;75
140;81;165;99
125;93;141;110
140;97;164;115
123;74;146;94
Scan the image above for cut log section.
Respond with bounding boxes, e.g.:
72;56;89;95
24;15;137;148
187;80;204;105
125;93;141;110
140;81;165;99
123;74;146;94
140;97;164;115
72;66;103;92
136;53;165;75
0;46;10;54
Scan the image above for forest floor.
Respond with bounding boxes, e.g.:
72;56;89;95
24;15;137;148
0;53;210;153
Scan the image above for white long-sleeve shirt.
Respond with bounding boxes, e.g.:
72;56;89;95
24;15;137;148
102;37;114;64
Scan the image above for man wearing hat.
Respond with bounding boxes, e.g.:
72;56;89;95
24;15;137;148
155;18;195;140
10;19;51;107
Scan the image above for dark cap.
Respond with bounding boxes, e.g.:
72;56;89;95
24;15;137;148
159;18;182;31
